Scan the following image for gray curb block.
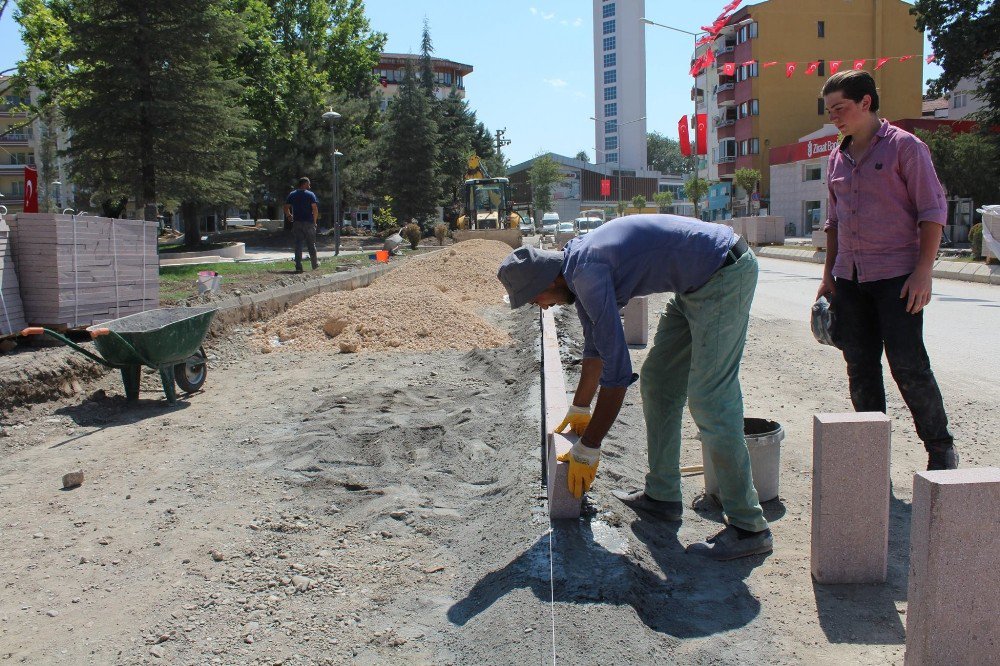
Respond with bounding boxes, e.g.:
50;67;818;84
755;247;1000;286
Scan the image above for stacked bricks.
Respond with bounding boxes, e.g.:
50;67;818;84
9;213;158;327
811;412;892;584
622;296;648;346
542;307;581;519
904;468;1000;665
0;215;27;336
738;216;786;246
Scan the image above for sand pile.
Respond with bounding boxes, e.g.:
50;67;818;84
255;239;514;354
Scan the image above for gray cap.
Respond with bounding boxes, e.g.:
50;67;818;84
497;245;565;308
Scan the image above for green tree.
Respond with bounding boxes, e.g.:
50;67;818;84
916;127;1000;209
733;167;762;216
912;1;999;129
574;150;590;163
419;18;435;97
654;191;674;212
529;154;561;219
631;195;647;210
435;87;474;205
383;60;439;227
685;176;710;219
648;132;695;174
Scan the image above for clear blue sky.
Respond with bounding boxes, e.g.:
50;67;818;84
0;1;941;166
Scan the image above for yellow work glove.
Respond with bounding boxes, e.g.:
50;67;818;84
556;440;601;499
555;404;591;436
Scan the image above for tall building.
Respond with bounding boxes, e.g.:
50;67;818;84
699;0;923;218
0;80;35;215
592;0;647;171
373;53;473;111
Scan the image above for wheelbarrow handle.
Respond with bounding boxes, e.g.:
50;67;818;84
19;326;115;368
20;327;45;336
90;328;111;338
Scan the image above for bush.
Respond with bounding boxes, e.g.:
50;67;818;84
434;223;448;245
970;222;983;259
631;195;647;209
341;225;357;237
403;223;422;250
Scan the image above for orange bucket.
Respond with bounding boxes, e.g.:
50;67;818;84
375;250;389;263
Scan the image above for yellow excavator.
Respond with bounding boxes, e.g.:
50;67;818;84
456;155;522;230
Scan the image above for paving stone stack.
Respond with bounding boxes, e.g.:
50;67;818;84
0;215;27;336
9;213;159;328
739;216;786;246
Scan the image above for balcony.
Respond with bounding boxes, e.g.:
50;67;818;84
0;134;31;144
0;163;33;171
714;43;736;61
717;83;736;105
717;158;736;177
717;123;736;139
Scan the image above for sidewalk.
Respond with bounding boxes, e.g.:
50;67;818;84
756;245;1000;285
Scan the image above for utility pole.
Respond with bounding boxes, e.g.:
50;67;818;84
494;128;510;163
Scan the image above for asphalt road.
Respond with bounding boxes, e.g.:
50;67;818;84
753;256;1000;395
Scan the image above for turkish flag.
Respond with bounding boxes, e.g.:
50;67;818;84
875;57;890;70
853;59;866;70
695;34;716;47
805;61;820;75
926;54;936;64
722;0;742;12
695;113;708;156
742;60;756;67
829;60;843;74
762;61;778;68
600;178;611;197
23;167;38;213
785;62;797;78
899;55;915;62
678;115;692;157
723;62;736;76
379;76;388;88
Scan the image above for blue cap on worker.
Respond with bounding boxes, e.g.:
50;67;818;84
497;245;565;308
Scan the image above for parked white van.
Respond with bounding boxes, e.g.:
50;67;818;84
541;212;560;235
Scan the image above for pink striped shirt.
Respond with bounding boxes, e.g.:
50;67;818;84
823;120;947;282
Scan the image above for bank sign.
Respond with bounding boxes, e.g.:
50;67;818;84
803;136;839;160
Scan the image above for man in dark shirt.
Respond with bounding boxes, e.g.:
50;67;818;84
284;177;320;273
497;214;771;561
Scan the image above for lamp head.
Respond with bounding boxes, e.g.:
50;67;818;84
322;110;341;121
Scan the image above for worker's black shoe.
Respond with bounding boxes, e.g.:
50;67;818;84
686;525;773;561
294;267;305;274
927;447;959;471
612;489;683;521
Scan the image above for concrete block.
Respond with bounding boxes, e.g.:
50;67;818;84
812;230;827;249
541;307;581;519
622;296;648;346
811;412;891;584
904;467;1000;665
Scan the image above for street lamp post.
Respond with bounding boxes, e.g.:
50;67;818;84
50;180;62;211
322;110;342;255
589;115;645;213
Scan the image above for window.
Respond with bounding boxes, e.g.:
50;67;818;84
740;139;748;156
817;97;825;115
605;136;618;150
10;180;23;196
817;21;825;38
818;60;825;77
805;201;823;230
953;92;968;109
603;19;615;35
604;53;616;68
736;21;758;44
603;36;616;51
604;102;617;117
748;138;759;155
750;99;759;115
606;152;618;164
736;101;760;119
736;62;759;81
604;69;617;85
603;86;617;101
805;165;823;181
605;119;617;134
602;2;615;18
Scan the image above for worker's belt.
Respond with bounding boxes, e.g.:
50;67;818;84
721;235;749;268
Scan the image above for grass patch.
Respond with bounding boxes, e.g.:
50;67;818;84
158;241;234;254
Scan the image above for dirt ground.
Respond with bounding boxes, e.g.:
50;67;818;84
1;266;996;664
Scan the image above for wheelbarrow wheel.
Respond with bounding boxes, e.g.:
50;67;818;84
175;346;208;393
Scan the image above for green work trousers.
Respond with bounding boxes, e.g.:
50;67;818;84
639;249;767;533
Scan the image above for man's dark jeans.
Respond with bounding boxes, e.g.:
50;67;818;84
833;273;953;453
292;220;318;271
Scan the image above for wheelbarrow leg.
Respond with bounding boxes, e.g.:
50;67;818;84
120;365;141;401
159;367;178;404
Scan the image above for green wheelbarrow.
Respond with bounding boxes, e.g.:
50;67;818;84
21;306;217;404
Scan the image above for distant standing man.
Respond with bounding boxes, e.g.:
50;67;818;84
497;215;772;561
817;70;957;470
284;177;320;273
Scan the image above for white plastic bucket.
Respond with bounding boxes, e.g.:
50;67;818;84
702;418;784;503
196;271;222;294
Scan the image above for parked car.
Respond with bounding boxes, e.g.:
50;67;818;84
556;221;576;235
575;216;603;236
519;216;535;236
223;217;255;229
541;212;560;235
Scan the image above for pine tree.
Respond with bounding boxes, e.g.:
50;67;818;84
384;60;439;228
419;19;436;98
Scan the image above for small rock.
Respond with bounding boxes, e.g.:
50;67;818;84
210;550;225;562
97;537;111;546
62;470;85;489
150;645;165;658
291;575;315;592
244;635;254;644
46;610;59;617
33;532;44;539
71;598;81;604
156;633;170;643
423;565;445;574
389;511;408;520
0;339;17;353
0;426;10;438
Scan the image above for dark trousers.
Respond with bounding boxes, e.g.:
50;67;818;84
834;273;953;453
292;220;318;270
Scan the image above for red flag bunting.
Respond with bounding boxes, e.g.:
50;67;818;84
785;62;797;78
696;114;708;156
600;178;611;197
722;0;742;12
898;55;914;62
853;59;866;70
23;167;39;213
762;61;778;68
875;57;890;70
678;115;692;157
722;62;736;76
829;60;842;74
695;34;716;47
805;61;820;75
926;53;936;64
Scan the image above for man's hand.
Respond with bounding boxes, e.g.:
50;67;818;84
900;268;932;314
555;405;591;436
816;272;835;300
556;440;601;498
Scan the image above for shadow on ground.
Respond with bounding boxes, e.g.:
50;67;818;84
448;515;766;638
812;489;912;645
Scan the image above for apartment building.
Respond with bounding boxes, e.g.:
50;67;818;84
373;53;473;111
701;0;923;217
0;80;35;214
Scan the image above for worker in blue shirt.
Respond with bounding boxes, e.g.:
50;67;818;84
497;214;771;560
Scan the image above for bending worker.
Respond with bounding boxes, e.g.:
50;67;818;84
497;215;771;560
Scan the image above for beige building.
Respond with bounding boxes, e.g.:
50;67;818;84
0;79;35;214
373;53;473;111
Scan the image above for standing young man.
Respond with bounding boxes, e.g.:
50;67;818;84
818;70;957;470
284;177;320;273
497;215;772;561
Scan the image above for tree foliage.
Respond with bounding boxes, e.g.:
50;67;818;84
529;154;561;218
916;127;1000;209
654;191;674;212
685;176;710;219
911;0;1000;128
574;150;590;163
648;132;695;174
631;195;647;209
